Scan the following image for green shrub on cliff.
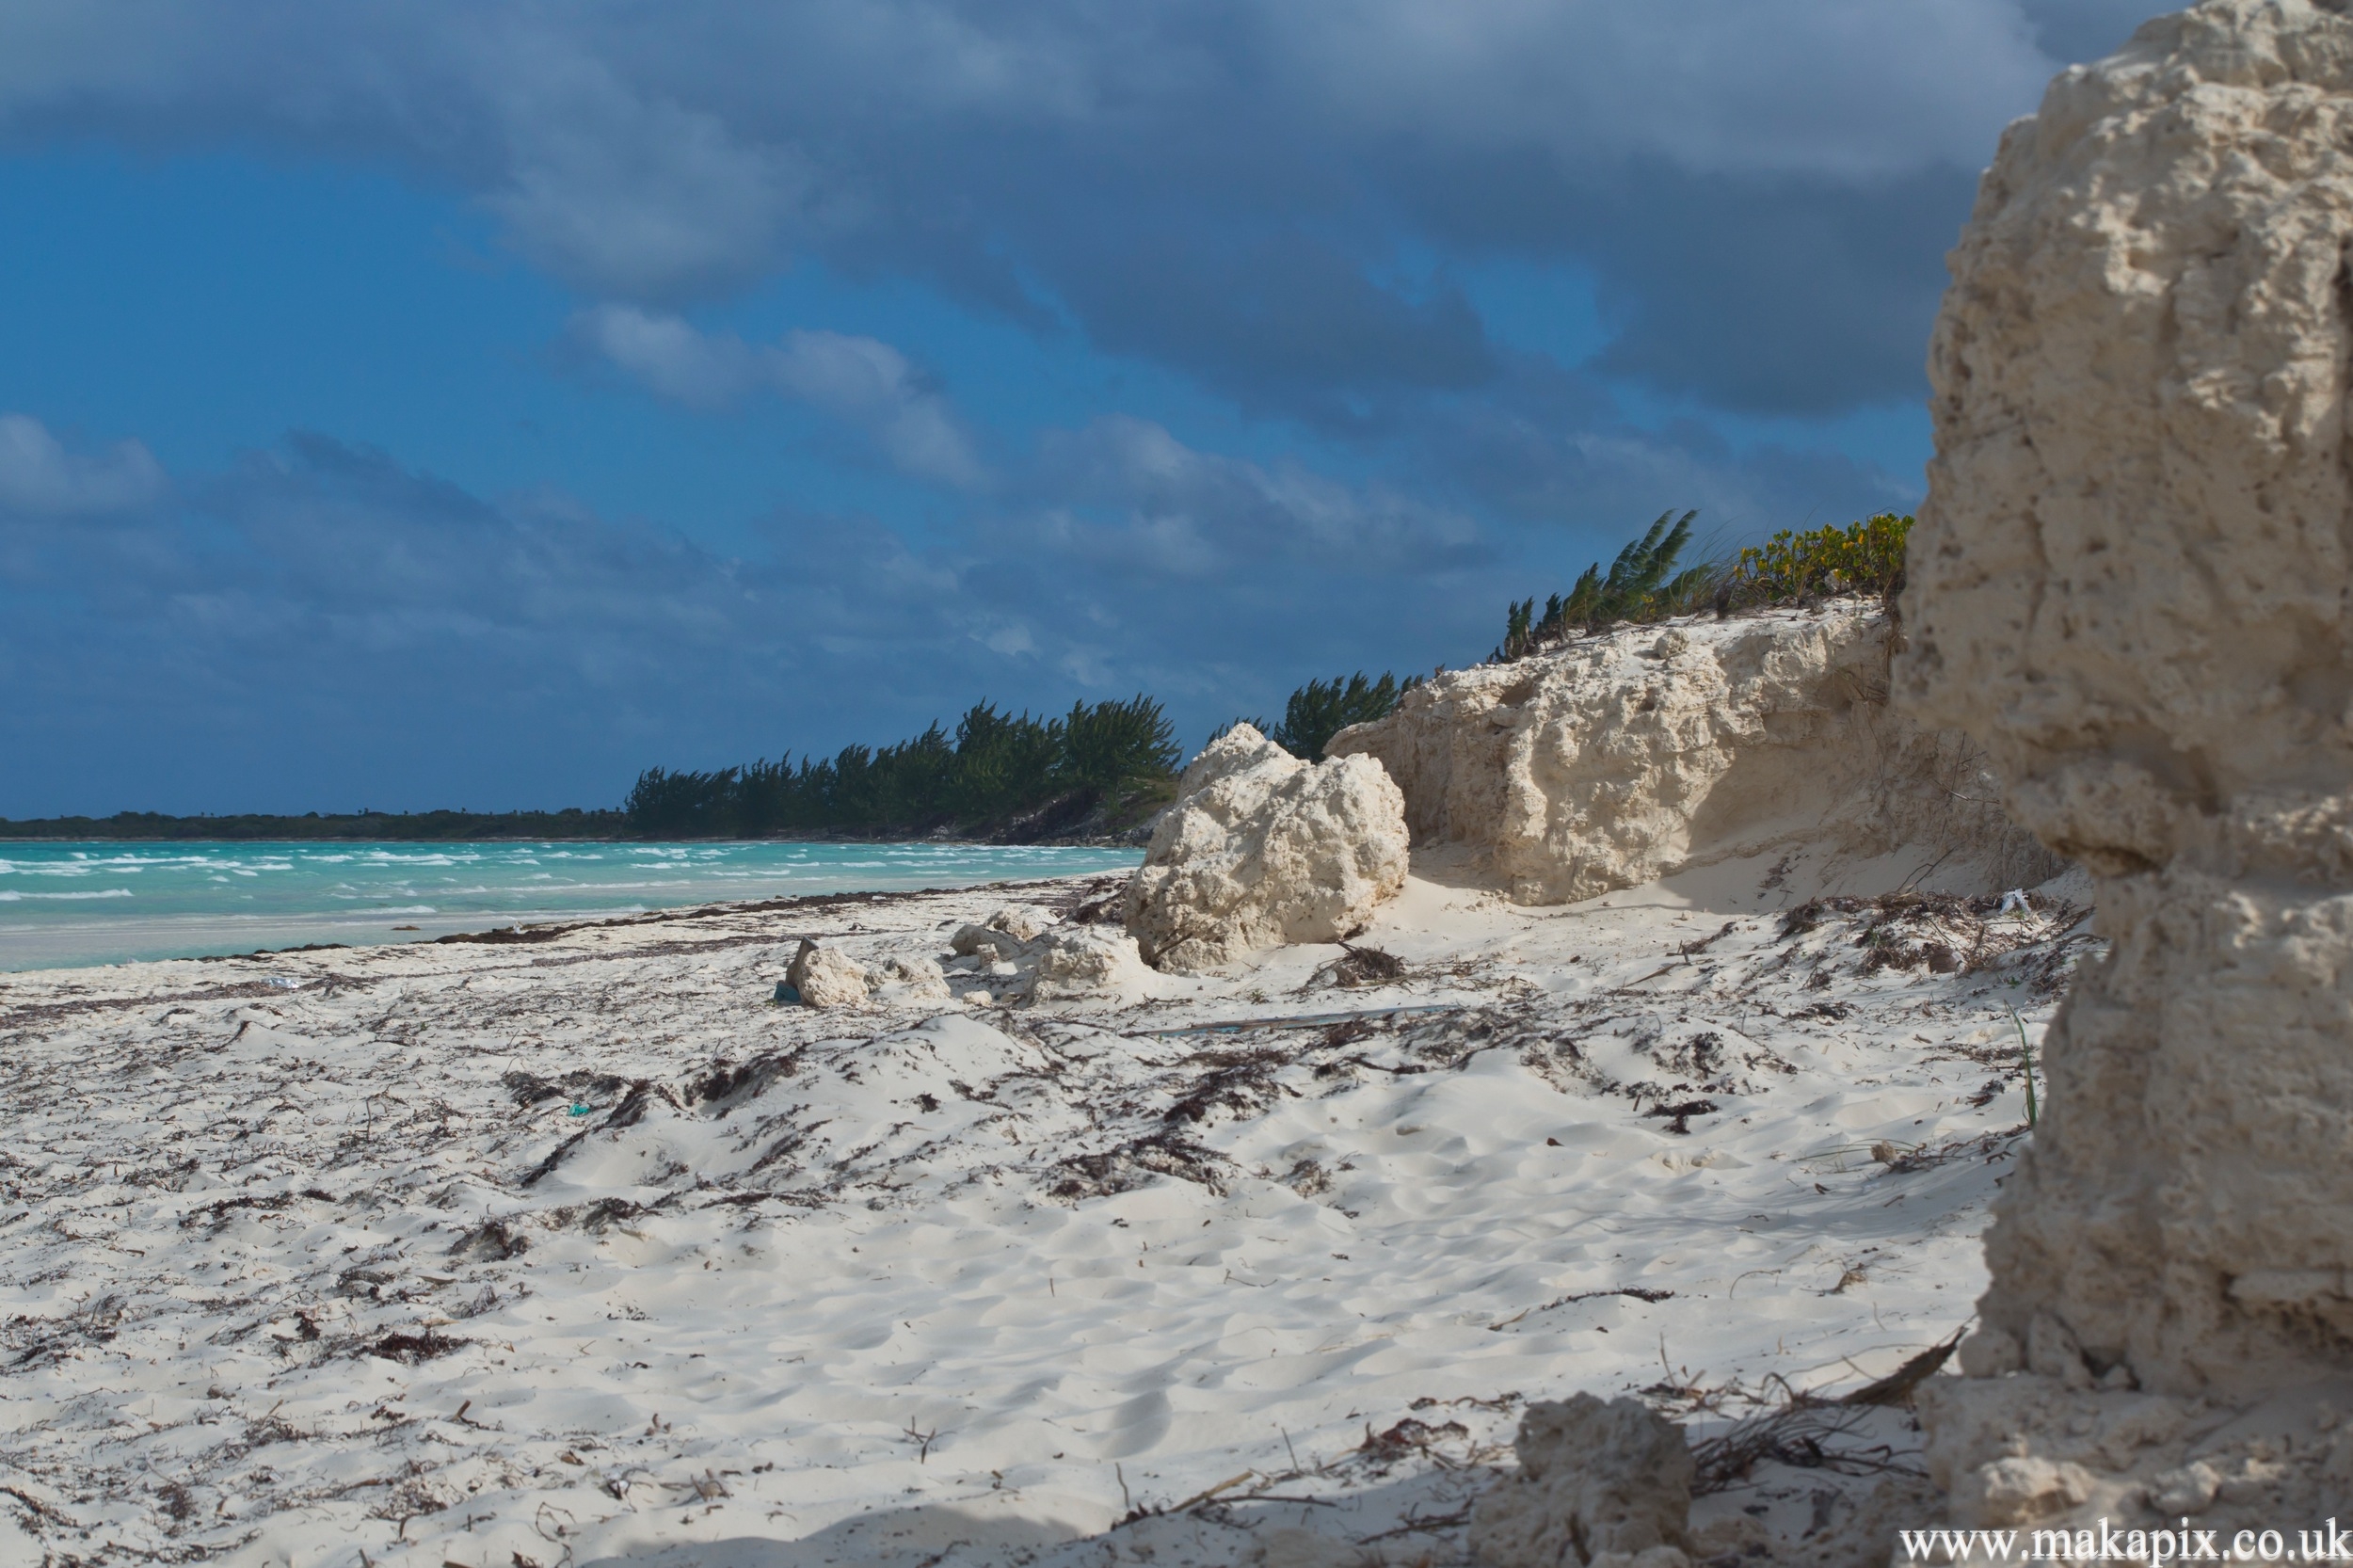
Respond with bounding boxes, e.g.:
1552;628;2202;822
1721;513;1912;608
1495;510;1913;664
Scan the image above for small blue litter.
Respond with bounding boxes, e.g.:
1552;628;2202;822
567;1103;595;1117
773;982;802;1005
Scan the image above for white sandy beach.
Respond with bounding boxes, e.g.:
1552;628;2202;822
0;850;2093;1567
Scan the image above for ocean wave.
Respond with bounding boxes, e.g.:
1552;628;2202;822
0;841;1143;970
0;888;136;901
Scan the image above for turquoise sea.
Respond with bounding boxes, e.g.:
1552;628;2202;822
0;840;1143;972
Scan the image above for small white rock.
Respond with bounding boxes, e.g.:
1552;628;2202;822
786;939;870;1008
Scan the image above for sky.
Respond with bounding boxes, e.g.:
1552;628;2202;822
0;0;2160;817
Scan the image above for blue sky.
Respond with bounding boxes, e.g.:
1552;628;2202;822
0;0;2157;815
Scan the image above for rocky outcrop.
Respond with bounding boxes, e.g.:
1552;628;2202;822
1896;0;2353;1530
1331;608;2055;904
787;939;870;1008
1469;1395;1694;1568
1125;724;1409;973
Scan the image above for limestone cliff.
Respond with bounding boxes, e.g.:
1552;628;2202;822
1897;0;2353;1529
1330;605;2056;904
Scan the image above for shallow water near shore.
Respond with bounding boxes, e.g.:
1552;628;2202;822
0;840;1142;970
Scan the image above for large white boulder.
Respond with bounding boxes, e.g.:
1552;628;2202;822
1124;725;1409;973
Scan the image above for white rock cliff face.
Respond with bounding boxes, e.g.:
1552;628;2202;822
1897;0;2353;1527
1332;608;2054;905
1124;725;1409;973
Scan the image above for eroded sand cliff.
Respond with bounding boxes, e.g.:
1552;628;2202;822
1331;605;2057;906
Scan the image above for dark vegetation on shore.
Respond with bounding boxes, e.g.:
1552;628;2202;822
11;514;1913;843
622;696;1186;842
0;808;624;842
1219;671;1424;763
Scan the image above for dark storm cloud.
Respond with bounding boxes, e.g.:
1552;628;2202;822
1578;168;1984;414
1388;159;1987;414
0;0;2106;421
1043;231;1496;414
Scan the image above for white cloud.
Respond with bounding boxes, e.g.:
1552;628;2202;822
482;74;818;299
771;329;986;488
573;304;762;408
976;620;1037;657
0;415;168;517
1034;414;1480;575
577;307;989;488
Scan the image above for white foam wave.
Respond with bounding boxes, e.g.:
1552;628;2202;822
0;888;136;902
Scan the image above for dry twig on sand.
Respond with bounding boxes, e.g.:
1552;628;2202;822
1687;1329;1961;1493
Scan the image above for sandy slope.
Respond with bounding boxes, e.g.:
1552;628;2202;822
0;853;2094;1567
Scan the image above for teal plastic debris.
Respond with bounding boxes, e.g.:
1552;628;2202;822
567;1103;595;1117
774;981;802;1005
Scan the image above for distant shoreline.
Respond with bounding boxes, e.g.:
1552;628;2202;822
0;808;627;842
0;812;1143;848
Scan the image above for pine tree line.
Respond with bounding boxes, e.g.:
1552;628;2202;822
622;696;1182;838
1219;671;1423;762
